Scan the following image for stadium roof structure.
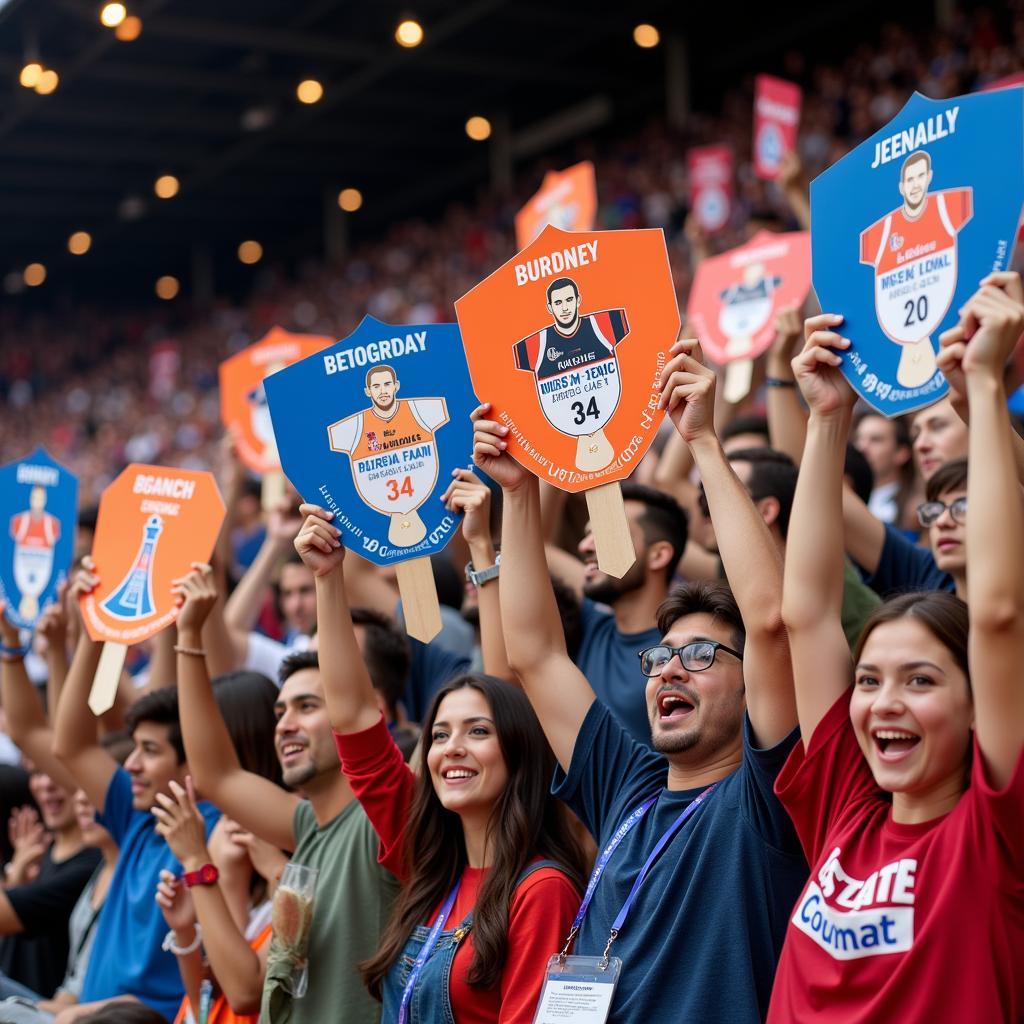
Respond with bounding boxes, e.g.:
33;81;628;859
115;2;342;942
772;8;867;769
0;0;923;306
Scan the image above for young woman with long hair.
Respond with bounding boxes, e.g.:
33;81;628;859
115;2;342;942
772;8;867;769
293;496;586;1024
768;273;1024;1022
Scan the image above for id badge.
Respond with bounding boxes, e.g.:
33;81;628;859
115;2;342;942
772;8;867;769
533;955;621;1024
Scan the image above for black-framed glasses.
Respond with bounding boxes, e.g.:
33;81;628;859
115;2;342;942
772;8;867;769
916;497;967;528
638;640;743;677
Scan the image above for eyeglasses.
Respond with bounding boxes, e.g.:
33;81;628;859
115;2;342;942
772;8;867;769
638;640;743;677
916;496;967;528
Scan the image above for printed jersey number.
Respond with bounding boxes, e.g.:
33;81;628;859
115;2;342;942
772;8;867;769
903;296;929;328
385;476;415;502
571;397;601;426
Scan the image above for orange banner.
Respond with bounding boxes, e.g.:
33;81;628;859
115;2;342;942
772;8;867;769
515;162;598;249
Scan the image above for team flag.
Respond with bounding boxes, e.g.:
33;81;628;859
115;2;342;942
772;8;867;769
515;162;598;249
753;75;802;180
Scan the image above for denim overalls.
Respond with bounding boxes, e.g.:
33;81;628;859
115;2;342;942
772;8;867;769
380;861;559;1024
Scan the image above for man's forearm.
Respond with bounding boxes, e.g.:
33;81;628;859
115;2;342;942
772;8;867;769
52;634;102;759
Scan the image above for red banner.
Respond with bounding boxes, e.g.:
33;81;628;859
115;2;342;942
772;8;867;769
753;75;802;180
688;145;733;234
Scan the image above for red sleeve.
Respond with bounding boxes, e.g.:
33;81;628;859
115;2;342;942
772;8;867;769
948;187;974;231
498;868;581;1024
967;738;1024;897
774;688;882;866
514;334;539;371
860;218;885;266
333;716;415;879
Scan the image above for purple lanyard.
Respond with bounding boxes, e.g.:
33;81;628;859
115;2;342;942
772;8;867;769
559;784;718;961
398;879;461;1024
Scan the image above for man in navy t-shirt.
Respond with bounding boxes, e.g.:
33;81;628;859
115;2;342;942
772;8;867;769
475;338;806;1023
54;627;219;1022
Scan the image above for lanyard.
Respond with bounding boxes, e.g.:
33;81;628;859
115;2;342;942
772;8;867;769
559;783;718;967
398;878;461;1024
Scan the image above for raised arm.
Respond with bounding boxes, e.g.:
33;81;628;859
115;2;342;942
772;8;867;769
942;272;1024;787
173;566;298;851
51;560;118;810
658;339;795;746
37;584;69;715
0;608;77;793
765;306;808;464
292;507;380;736
782;314;859;744
472;404;594;772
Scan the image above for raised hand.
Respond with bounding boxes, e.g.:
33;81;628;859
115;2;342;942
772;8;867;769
155;867;196;936
767;305;804;379
36;581;69;652
657;338;717;444
230;825;289;884
472;403;529;492
0;603;19;648
441;469;493;548
293;503;344;577
170;564;218;635
5;805;49;886
959;272;1024;377
66;556;100;631
151;777;210;871
793;314;856;418
266;492;304;547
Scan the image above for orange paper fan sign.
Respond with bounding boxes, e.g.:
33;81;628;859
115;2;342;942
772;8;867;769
220;327;333;473
81;465;225;645
515;162;598;250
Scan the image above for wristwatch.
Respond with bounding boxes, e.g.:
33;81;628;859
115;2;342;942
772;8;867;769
465;553;501;588
182;863;219;888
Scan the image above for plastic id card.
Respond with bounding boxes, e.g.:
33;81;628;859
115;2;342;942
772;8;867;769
533;955;621;1024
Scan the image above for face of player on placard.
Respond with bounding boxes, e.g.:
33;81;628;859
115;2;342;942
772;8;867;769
547;283;580;334
899;154;932;217
29;487;46;514
365;367;399;415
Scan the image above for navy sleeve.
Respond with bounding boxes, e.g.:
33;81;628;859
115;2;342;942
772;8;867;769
96;767;134;844
552;701;667;842
406;640;472;724
6;848;101;933
737;716;805;857
611;308;629;342
861;523;954;598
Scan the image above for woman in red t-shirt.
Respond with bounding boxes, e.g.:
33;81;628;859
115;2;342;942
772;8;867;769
293;491;586;1024
770;275;1024;1023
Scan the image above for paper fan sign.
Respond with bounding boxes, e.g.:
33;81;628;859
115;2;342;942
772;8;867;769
687;229;812;401
264;316;478;642
753;75;802;180
81;466;225;714
0;448;78;631
456;225;678;578
688;145;733;234
515;162;598;249
812;87;1024;416
219;327;333;507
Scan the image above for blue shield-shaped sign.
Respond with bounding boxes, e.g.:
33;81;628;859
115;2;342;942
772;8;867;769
0;448;78;630
265;316;478;567
811;87;1024;416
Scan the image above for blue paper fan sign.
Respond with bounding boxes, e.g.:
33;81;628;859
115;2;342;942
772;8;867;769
0;448;78;630
265;316;478;641
811;87;1024;416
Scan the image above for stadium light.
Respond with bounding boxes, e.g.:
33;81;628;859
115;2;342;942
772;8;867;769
395;19;424;48
116;16;142;41
34;69;59;95
68;231;92;256
154;174;179;199
19;63;42;89
156;276;180;300
23;263;46;287
337;188;363;212
100;2;127;28
465;116;492;141
296;79;323;104
633;24;660;48
238;240;263;265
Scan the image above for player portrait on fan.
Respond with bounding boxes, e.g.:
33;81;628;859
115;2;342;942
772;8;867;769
328;364;449;547
719;261;783;359
513;276;630;471
9;484;61;621
860;150;973;389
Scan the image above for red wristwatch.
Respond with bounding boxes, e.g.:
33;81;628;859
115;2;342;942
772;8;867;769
182;863;219;887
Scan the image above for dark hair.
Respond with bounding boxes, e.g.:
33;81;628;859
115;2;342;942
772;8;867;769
900;150;931;179
211;671;283;785
430;554;464;611
925;457;968;503
279;649;319;685
727;447;798;539
126;687;185;763
656;580;746;655
620;482;688;579
844;442;875;506
721;414;769;446
361;675;586;996
77;1003;170;1024
546;277;579;303
78;504;99;532
350;608;410;718
365;364;398;388
853;591;969;684
551;574;583;662
854;409;912;451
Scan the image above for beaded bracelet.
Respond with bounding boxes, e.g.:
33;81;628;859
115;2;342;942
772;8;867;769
173;645;206;658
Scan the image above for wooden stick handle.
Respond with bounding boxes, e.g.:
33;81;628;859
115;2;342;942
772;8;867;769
89;642;127;716
584;482;636;578
396;557;442;643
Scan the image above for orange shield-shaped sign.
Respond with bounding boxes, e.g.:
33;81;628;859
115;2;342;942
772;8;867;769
515;162;598;249
81;465;225;645
456;226;678;492
220;327;333;473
